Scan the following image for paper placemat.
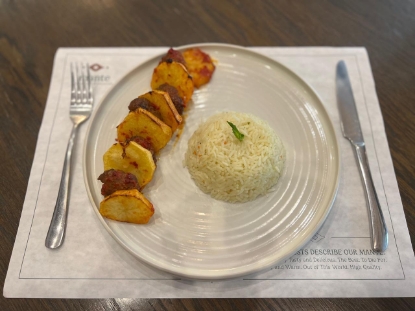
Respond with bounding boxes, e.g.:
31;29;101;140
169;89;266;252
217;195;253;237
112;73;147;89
4;47;415;298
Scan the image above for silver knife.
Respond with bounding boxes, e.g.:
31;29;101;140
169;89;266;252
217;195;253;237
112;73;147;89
336;60;388;252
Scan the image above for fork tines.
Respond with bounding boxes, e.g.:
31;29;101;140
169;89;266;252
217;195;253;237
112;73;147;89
70;63;93;108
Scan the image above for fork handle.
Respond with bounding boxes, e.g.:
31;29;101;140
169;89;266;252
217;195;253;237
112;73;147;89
45;124;78;249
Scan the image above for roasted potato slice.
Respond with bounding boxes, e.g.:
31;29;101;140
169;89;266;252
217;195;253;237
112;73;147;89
138;90;182;133
99;189;154;224
182;48;216;88
151;61;194;105
117;108;172;152
103;142;156;189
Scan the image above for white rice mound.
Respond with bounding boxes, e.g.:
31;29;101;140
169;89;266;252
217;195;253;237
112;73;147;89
184;111;286;203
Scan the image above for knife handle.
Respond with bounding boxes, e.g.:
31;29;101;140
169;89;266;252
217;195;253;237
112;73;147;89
353;143;388;252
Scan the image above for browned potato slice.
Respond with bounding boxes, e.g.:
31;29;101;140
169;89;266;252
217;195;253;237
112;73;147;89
99;189;154;224
117;108;172;152
139;90;182;133
150;61;194;105
103;142;156;189
182;48;216;88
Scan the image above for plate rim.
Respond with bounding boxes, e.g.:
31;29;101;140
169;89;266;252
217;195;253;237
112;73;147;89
83;42;341;279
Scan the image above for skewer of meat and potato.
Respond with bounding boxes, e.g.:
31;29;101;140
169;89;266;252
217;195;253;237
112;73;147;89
97;47;216;224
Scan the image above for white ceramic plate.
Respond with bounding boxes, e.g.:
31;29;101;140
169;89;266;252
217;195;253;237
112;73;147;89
83;43;340;279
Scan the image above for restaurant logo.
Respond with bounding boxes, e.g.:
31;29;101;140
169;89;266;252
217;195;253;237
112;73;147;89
90;63;103;71
311;233;325;243
86;63;111;84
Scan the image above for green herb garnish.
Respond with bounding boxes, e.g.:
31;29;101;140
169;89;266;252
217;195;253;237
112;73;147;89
227;121;245;141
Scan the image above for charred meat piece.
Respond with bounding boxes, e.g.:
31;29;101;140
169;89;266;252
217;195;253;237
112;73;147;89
128;97;162;120
98;169;140;197
160;48;186;66
128;136;157;163
157;83;184;115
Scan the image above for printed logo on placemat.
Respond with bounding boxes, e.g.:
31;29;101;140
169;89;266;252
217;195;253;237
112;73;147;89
88;63;111;84
90;63;103;71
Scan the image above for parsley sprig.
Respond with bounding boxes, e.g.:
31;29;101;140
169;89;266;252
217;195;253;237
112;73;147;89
227;121;245;141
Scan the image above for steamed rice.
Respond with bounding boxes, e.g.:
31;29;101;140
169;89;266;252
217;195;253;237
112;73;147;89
184;111;286;203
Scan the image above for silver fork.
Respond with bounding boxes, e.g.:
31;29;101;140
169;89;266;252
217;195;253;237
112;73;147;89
45;63;93;249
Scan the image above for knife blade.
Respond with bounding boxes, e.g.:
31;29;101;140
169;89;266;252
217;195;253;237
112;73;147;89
336;60;388;252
